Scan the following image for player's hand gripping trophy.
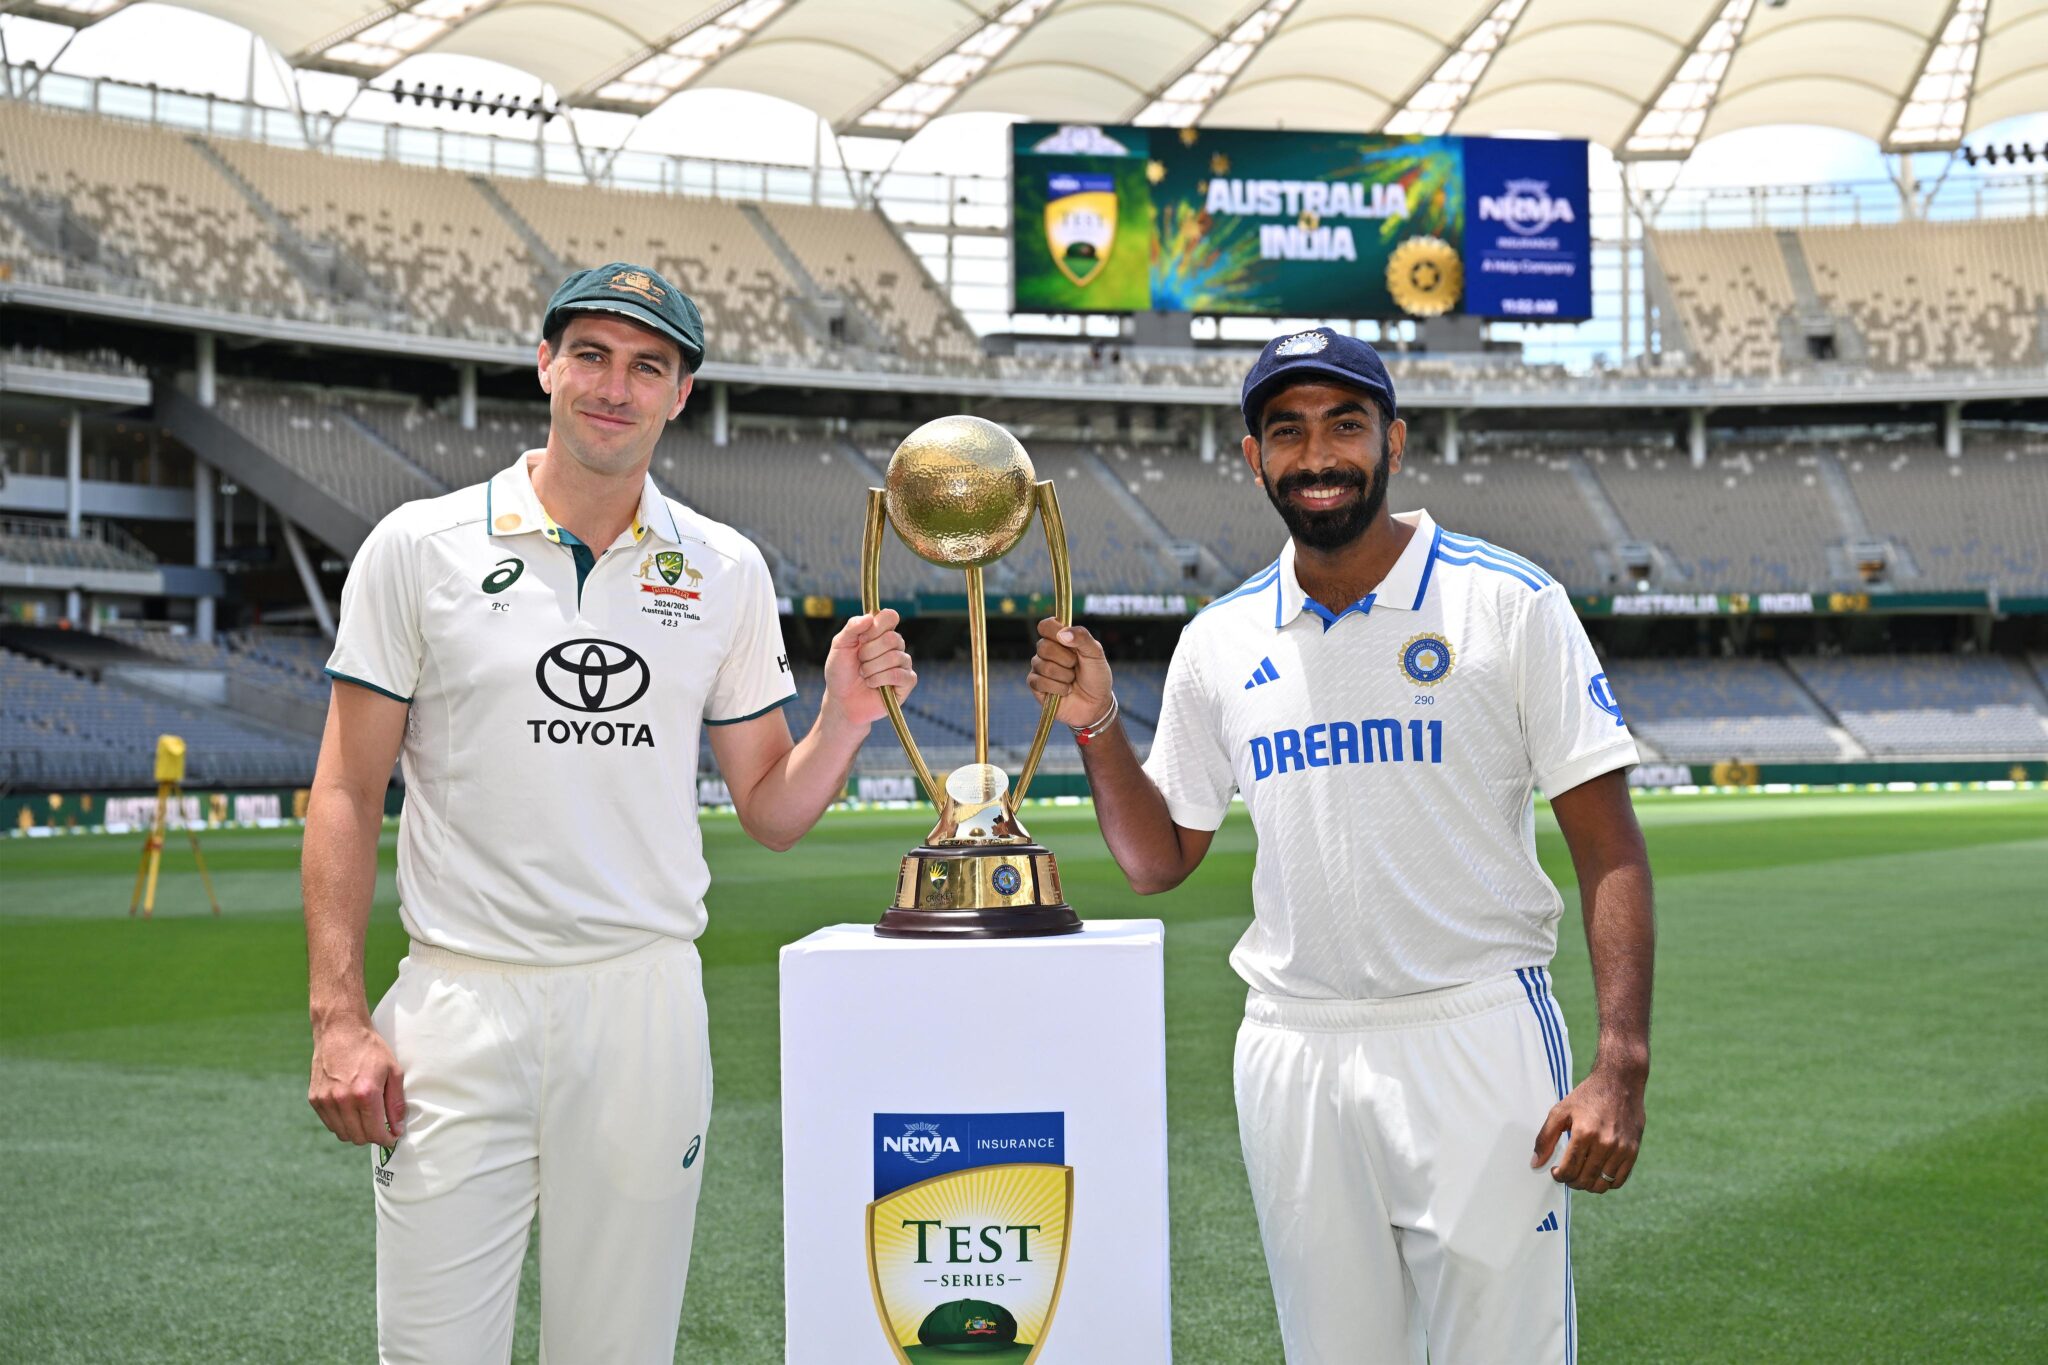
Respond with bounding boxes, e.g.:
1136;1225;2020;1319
862;416;1083;938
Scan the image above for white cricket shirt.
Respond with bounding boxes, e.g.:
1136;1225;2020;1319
325;452;795;965
1143;510;1638;1000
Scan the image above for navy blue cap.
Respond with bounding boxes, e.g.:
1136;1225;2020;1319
1241;327;1397;438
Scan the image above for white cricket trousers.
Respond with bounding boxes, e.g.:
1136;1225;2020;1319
369;936;714;1365
1235;968;1578;1365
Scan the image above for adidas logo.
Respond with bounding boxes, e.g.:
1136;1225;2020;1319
1244;657;1280;690
1535;1211;1559;1233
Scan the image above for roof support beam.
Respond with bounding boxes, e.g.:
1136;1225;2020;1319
844;0;1065;137
572;0;793;112
296;0;505;76
1884;0;1986;151
1622;0;1758;160
1383;0;1531;136
1128;0;1306;127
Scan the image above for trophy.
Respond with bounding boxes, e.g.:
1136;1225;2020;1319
862;415;1082;939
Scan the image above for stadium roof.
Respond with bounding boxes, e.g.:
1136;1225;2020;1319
18;0;2047;154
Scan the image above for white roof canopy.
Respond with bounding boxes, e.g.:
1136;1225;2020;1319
22;0;2044;152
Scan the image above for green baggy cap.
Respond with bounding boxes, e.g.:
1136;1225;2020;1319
543;263;705;369
916;1298;1020;1352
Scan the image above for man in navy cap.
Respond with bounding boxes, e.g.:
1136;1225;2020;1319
305;263;918;1361
1030;327;1655;1362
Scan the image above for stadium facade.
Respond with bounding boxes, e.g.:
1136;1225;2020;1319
2;60;2045;811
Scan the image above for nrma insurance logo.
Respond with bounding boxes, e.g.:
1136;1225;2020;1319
1478;177;1576;236
869;1112;1071;1364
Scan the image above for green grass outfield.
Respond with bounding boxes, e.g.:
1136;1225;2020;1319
3;790;2045;1363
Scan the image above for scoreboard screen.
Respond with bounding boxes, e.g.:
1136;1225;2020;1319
1010;124;1591;322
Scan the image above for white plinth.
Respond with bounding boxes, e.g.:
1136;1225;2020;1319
779;920;1171;1365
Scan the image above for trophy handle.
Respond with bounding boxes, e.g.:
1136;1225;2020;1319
1008;480;1072;815
863;488;943;809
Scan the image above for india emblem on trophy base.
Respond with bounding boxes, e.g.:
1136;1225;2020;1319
861;415;1082;938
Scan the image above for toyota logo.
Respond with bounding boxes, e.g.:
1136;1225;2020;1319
536;638;650;713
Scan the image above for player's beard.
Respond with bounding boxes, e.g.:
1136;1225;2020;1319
1262;431;1391;552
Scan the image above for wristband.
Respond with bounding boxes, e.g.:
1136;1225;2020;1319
1071;692;1118;746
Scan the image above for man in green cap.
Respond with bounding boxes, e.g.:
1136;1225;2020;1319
304;263;918;1361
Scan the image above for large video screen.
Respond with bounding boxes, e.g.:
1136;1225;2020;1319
1010;125;1590;322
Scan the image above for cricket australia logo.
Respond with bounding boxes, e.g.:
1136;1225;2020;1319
607;269;665;302
1479;178;1576;236
1044;173;1116;287
870;1112;1071;1365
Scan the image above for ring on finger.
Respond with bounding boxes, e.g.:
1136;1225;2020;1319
1597;1171;1620;1183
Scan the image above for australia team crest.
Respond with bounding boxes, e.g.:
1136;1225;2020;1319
1044;173;1117;288
869;1113;1072;1363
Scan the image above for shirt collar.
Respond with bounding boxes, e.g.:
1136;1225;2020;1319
1275;509;1439;631
485;450;682;549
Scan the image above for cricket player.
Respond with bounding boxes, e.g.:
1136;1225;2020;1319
303;263;915;1363
1029;328;1654;1363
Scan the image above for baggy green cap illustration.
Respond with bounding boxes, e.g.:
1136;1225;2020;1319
917;1298;1020;1352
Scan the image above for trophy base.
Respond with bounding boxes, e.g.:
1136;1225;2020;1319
877;843;1082;939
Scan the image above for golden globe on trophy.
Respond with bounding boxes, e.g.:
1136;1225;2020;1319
862;415;1082;939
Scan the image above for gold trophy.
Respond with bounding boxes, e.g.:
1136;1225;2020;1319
863;415;1082;938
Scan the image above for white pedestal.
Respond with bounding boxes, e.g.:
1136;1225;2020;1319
780;920;1171;1365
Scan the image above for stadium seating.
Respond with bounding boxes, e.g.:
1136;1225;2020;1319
1600;659;1842;761
1799;220;2047;371
0;100;314;319
1592;442;1841;590
991;442;1192;594
757;203;984;367
1114;446;1278;580
102;623;332;712
493;177;814;364
1788;655;2048;757
351;397;545;492
1393;447;1610;587
1648;228;1797;377
213;141;542;340
0;643;318;788
1836;437;2048;590
0;516;157;572
207;380;445;523
675;430;961;595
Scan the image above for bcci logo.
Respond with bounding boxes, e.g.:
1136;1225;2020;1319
1478;178;1577;236
870;1113;1071;1364
1274;330;1329;357
1401;633;1456;686
1044;173;1116;287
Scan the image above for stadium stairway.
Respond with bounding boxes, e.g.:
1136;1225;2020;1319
467;174;569;297
157;383;381;556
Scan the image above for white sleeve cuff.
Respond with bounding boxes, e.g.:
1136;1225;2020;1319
1537;739;1640;801
1157;790;1230;833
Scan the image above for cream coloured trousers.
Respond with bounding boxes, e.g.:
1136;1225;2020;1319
1234;968;1578;1365
370;936;713;1364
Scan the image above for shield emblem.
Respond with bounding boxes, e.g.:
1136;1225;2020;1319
868;1163;1073;1364
656;551;684;586
1045;173;1116;288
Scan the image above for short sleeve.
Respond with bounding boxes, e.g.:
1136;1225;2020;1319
324;511;424;704
1516;584;1638;798
1140;639;1236;831
704;548;796;725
